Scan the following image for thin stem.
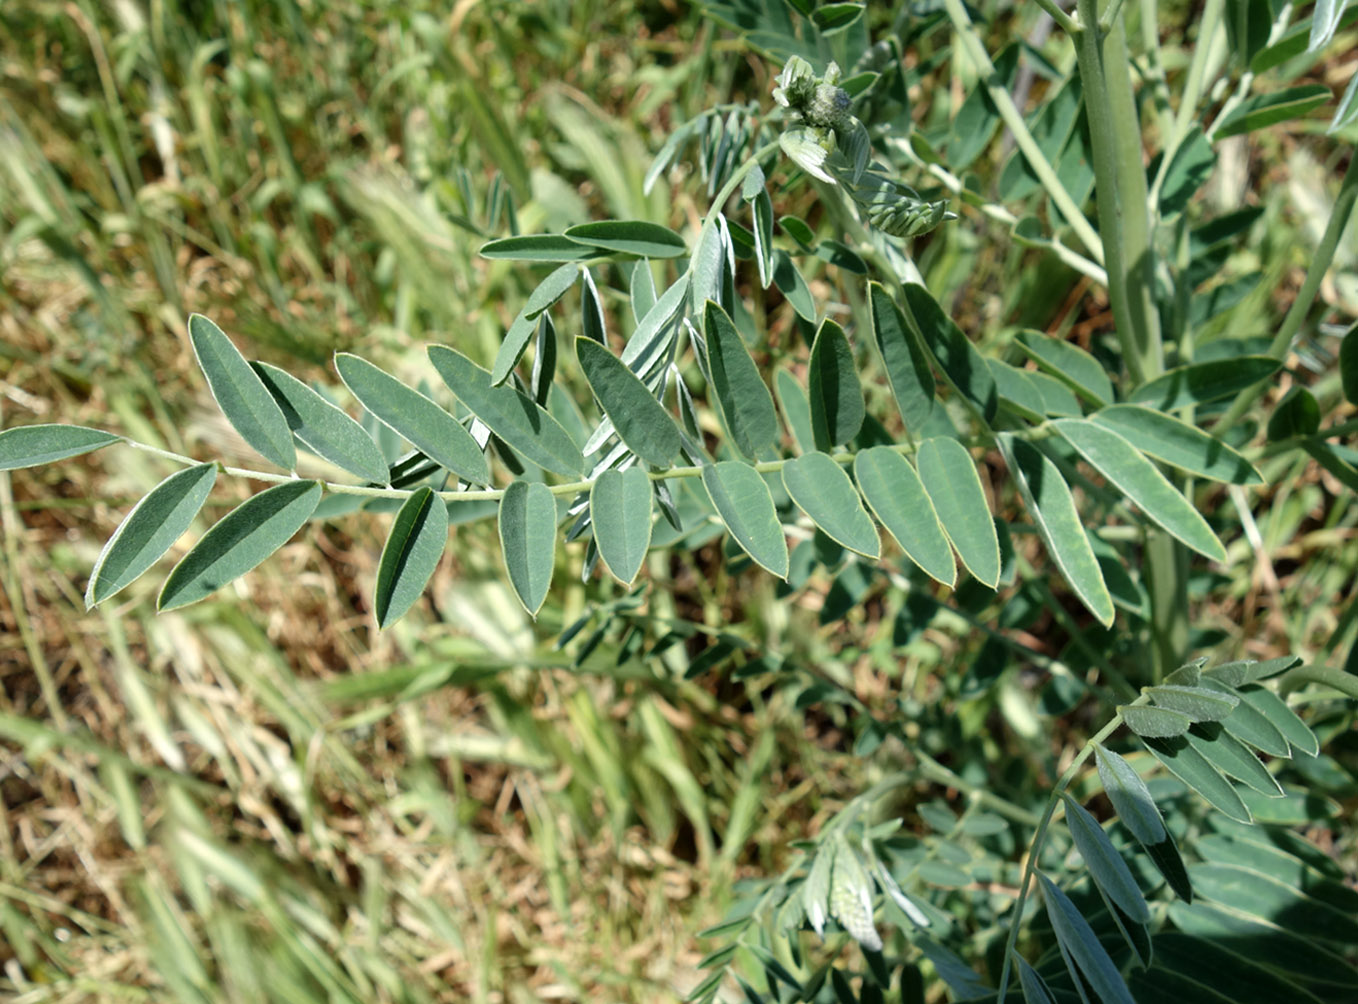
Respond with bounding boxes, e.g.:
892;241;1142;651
995;697;1146;999
1033;0;1082;35
943;0;1106;265
1216;150;1358;433
886;138;1108;285
914;750;1043;827
1099;0;1130;33
696;140;780;247
1148;0;1225;208
1278;662;1358;699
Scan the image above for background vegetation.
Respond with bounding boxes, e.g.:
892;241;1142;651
1;1;1356;1002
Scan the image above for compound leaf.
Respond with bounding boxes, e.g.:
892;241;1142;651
86;463;218;607
335;353;490;485
702;461;788;578
808;319;864;450
1144;735;1252;822
1002;435;1113;626
1236;686;1319;756
590;467;653;585
428;345;585;476
158;480;322;611
782;452;879;558
576;338;681;467
189;314;295;470
916;437;1000;587
374;486;448;628
854;447;955;586
0;425;120;471
703;300;779;459
499;479;557;616
252;362;390;484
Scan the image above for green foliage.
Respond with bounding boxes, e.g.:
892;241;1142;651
6;1;1358;1002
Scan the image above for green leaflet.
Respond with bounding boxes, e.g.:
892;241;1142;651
428;346;585;476
1150;933;1326;1004
1236;685;1319;756
1027;369;1082;417
86;463;218;607
1037;873;1137;1004
1129;356;1279;410
334;355;489;485
868;281;935;438
1093;743;1166;846
374;486;448;628
1013;954;1058;1004
1185;724;1283;796
1199;678;1291;757
702;301;779;459
1144;735;1252;822
1146;684;1238;722
492;263;580;384
1267;386;1321;440
564;220;686;258
901;284;998;422
1121;704;1193;738
1061;794;1150;923
771;249;816;321
622;274;689;376
576;338;681;468
1016;330;1113;407
478;234;597;261
1341;321;1358;404
1203;654;1299;687
188;314;295;470
1168;901;1357;986
808;319;865;451
752;188;774;288
629;260;656;323
1188;862;1358;942
580;269;608;343
987;359;1046;423
691;222;725;315
1001;435;1114;626
158;480;322;611
498;480;557;616
775;368;816;455
252;362;390;484
590;467;653;586
853;447;955;586
701;461;788;578
1090;404;1262;484
1054;419;1226;561
782;452;879;559
916;438;999;588
1214;84;1331;137
0;424;121;471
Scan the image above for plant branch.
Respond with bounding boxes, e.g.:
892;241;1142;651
1278;662;1358;699
1033;0;1082;35
995;697;1146;999
942;0;1106;265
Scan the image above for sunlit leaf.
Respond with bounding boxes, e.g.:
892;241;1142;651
916;437;999;587
854;447;955;586
576;338;681;467
86;463;217;607
158;480;322;611
1091;404;1262;484
1122;704;1193;738
565;220;687;258
1215;85;1330;138
374;486;448;628
1017;330;1113;407
479;234;597;261
808;319;865;450
189;314;295;470
335;353;490;485
869;281;935;437
782;452;879;558
702;461;788;577
1146;684;1239;722
1062;794;1151;923
253;362;390;484
1129;357;1279;410
703;300;779;459
590;467;653;585
1038;872;1137;1004
499;479;557;616
0;424;121;471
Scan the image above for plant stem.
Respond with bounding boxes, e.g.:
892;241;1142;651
995;697;1146;999
942;0;1106;265
1278;662;1358;699
1074;0;1163;385
1033;0;1082;35
1148;0;1225;207
914;750;1043;827
1216;150;1358;433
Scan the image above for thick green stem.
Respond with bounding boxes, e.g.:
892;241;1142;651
943;0;1105;265
1074;0;1163;385
1278;662;1358;700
